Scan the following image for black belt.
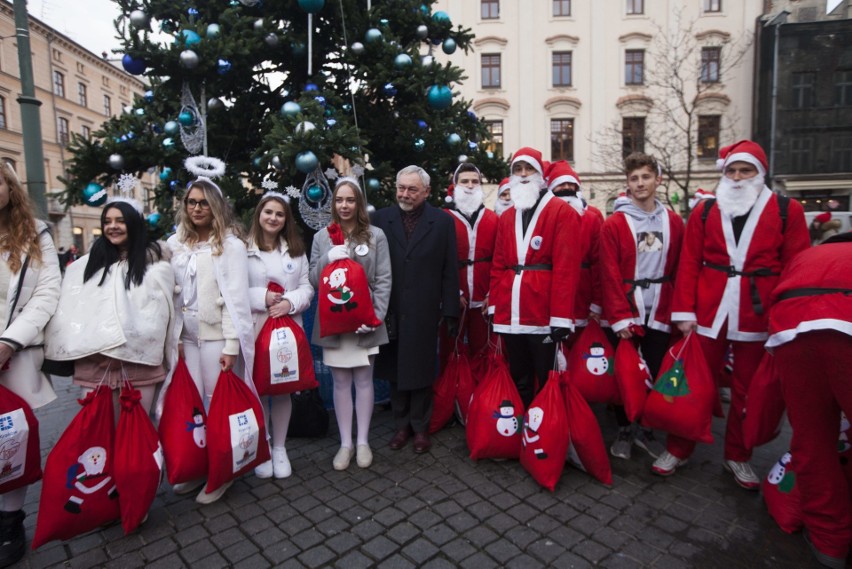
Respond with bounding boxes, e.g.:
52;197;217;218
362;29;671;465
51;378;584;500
704;262;780;315
509;263;552;275
623;276;670;313
459;256;492;268
777;287;852;301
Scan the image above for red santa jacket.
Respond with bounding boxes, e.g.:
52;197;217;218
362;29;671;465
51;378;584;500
671;188;810;341
600;207;683;333
489;192;581;334
766;235;852;348
445;206;498;308
577;205;604;326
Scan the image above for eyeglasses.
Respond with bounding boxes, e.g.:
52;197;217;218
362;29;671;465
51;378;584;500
185;198;211;210
396;185;424;195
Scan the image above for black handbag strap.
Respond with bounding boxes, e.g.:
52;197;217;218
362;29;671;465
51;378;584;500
6;255;30;331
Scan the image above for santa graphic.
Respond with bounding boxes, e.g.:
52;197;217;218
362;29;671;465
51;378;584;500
493;400;519;437
324;268;358;312
185;407;207;449
522;406;548;460
64;446;118;514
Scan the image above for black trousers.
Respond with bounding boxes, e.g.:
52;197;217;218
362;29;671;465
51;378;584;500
390;383;433;434
501;333;557;409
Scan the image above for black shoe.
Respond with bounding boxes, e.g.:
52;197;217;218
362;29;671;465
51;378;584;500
0;510;25;568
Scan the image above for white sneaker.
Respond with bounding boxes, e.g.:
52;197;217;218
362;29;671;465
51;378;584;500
724;460;760;490
254;460;273;479
196;480;233;504
332;446;354;471
652;451;687;476
272;447;292;479
172;478;205;495
610;426;633;460
356;444;373;468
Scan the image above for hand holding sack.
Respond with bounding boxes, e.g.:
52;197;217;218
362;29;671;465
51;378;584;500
641;333;715;444
318;223;382;338
567;320;619;404
742;351;785;450
614;334;652;423
114;386;162;534
520;371;569;491
762;451;802;534
466;357;524;460
33;387;119;549
561;375;613;487
254;282;317;395
158;359;209;485
0;385;42;494
205;369;270;492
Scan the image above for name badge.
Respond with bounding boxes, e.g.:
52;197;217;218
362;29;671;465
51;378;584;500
531;236;543;250
283;261;296;274
355;244;369;257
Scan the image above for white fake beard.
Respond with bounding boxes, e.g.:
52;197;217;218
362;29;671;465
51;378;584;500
509;174;544;212
454;185;484;217
495;197;513;215
716;174;765;218
558;194;584;215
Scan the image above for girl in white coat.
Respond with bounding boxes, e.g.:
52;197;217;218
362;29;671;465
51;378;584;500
247;193;313;479
0;160;60;565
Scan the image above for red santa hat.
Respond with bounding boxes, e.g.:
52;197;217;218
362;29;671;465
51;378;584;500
497;177;511;196
545;160;582;193
511;147;544;176
814;211;832;225
444;183;455;204
716;140;768;176
688;187;715;210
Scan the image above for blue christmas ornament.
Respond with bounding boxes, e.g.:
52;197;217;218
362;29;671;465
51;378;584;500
121;54;146;75
427;84;452;110
383;83;397;97
314;96;326;107
468;141;478;151
170;180;179;190
413;138;426;152
442;38;457;54
229;0;239;6
487;151;494;159
305;83;319;92
366;178;381;192
446;133;462;146
295;151;319;173
252;157;263;168
144;90;154;102
83;182;107;207
163;137;175;148
364;28;382;43
160;20;174;33
152;124;162;134
432;10;450;23
419;4;430;15
417;120;428;129
147;212;161;227
180;29;201;46
206;23;221;38
164;121;179;135
134;108;145;117
306;185;323;201
341;103;352;112
217;59;232;74
127;131;135;139
298;0;325;14
281;101;301;116
178;110;195;126
394;54;412;69
467;110;477;121
326;118;337;127
119;134;128;142
187;8;199;20
159;168;173;181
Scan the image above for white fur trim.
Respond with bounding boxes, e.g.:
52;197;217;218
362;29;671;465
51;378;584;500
765;318;852;349
185;156;226;179
722;152;766;176
547;174;581;193
511;155;543;176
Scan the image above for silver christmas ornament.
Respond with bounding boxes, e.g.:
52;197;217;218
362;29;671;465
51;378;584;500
265;33;279;47
416;24;428;39
254;18;265;31
351;42;365;55
295;121;316;134
108;153;124;170
180;49;200;69
207;97;224;111
271;156;283;170
420;55;434;67
129;10;148;28
457;154;469;163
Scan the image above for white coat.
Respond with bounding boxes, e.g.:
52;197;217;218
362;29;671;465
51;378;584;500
246;242;313;335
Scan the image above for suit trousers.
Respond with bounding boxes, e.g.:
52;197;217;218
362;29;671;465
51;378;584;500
390;383;433;434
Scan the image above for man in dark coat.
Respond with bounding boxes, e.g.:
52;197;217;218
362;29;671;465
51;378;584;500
373;165;460;453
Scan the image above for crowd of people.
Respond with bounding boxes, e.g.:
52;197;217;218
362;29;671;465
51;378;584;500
0;138;848;568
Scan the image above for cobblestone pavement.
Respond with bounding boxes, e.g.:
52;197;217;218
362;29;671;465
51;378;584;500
11;376;823;568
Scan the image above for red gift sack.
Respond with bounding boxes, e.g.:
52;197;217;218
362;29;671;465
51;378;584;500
318;224;382;338
762;451;802;534
206;369;270;492
742;352;785;450
33;387;119;549
642;333;715;444
567;320;619;404
454;352;476;426
429;351;459;434
158;359;208;485
470;337;507;386
0;384;42;494
254;283;317;396
562;376;613;487
520;371;569;491
614;337;652;423
114;387;162;534
466;359;524;460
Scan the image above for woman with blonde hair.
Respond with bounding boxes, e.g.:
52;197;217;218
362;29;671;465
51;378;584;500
247;192;313;479
310;177;391;470
0;160;60;564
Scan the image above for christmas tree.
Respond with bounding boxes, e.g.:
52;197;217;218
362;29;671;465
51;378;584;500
652;359;690;402
59;0;507;232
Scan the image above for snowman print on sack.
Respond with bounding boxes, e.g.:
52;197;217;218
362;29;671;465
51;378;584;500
186;407;207;449
767;452;796;493
583;342;610;376
493;400;520;437
324;268;359;312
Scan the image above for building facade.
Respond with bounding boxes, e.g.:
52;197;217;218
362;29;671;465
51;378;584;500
434;0;764;212
0;0;149;251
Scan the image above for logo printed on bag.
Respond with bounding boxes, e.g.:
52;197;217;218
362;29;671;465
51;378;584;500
0;415;13;431
63;446;119;514
0;410;28;483
493;400;520;437
185;407;207;449
323;268;359;312
270;327;300;384
229;409;260;474
522;407;548;459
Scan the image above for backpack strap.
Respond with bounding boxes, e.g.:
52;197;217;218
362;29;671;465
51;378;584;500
776;193;790;235
701;199;716;225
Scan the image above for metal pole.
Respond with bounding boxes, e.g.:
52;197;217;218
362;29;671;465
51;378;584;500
13;0;47;217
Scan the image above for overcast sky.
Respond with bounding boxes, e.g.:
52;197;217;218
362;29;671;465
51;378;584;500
29;0;124;56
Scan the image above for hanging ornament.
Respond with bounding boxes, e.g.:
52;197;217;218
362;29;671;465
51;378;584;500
271;156;283;170
298;167;332;230
416;25;428;40
457;154;468;163
178;83;205;155
164;121;179;135
179;30;201;46
417;120;428;129
383;83;397;97
432;11;451;23
486;151;495;159
281;101;301;116
295;151;319;173
298;0;325;13
147;212;161;227
305;83;319;92
160;167;173;181
160;20;175;33
442;38;457;54
121;54;146;75
253;19;265;31
207;97;224;111
206;23;221;38
420;55;434;67
108;153;124;170
265;33;279;47
163;137;175;148
169;180;179;190
295;121;316;134
83;182;107;207
671;192;680;205
413;139;426;152
217;59;232;74
364;28;382;43
143;90;154;102
427;85;452;110
306;185;323;202
446;133;462;147
252;157;263;169
129;9;148;28
326;118;337;127
420;4;430;15
134;108;145;116
178;110;196;126
366;178;381;192
350;42;365;55
341;103;352;112
180;50;200;69
314;96;326;107
394;54;412;69
187;7;199;20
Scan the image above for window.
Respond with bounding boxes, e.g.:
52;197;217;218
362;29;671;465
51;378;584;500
701;47;721;83
484;120;503;158
53;71;65;97
834;70;852;106
625;50;644;85
553;0;571;17
791;72;816;108
482;54;501;89
622;117;645;157
81;125;91;139
481;0;499;19
52;49;62;62
830;136;852;171
703;0;722;12
76;62;85;74
57;117;70;146
550;118;574;161
78;83;87;107
0;96;6;130
626;0;644;15
102;76;109;87
697;115;721;159
552;51;572;87
789;137;813;172
103;94;111;116
120;85;127;96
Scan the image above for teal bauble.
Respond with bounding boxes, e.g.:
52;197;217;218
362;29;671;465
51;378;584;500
427;84;452;110
281;101;301;116
413;138;426;152
394;54;412;69
364;28;382;43
306;185;323;201
446;133;462;146
159;167;172;181
442;38;457;54
180;29;201;46
147;212;161;227
206;23;221;38
163;137;175;148
298;0;325;13
163;121;179;135
366;178;381;192
178;110;195;126
295;151;319;173
432;10;450;23
83;182;107;207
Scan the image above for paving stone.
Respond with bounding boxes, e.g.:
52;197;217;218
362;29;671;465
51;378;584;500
386;522;420;545
179;538;219;564
572;538;613;563
222;538;260;564
334;549;374;569
362;535;399;561
440;537;478;561
297;544;336;568
103;552;147;569
459;551;499;568
379;553;417;569
400;537;439;565
145;553;186;569
325;531;362;554
140;536;178;561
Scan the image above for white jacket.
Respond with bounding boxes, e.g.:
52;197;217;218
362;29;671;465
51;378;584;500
246;242;313;334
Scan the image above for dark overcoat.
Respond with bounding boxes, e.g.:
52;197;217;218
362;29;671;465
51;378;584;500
372;203;459;391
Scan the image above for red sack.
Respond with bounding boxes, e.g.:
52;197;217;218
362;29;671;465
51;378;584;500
567;320;619;404
254;283;317;396
470;338;507;386
562;376;613;486
454;352;476;426
206;369;270;492
520;371;569;491
158;359;208;485
428;352;459;434
614;338;652;423
317;224;382;337
114;387;162;534
466;358;524;460
0;384;42;494
742;352;785;450
762;451;802;534
33;387;119;549
641;333;715;444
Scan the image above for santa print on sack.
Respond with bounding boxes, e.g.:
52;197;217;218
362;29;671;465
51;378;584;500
583;342;613;376
493;400;520;438
64;446;118;514
324;268;358;313
653;359;690;403
522;407;548;460
186;407;207;449
767;452;796;494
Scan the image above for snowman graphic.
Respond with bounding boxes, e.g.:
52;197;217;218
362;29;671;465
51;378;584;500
522;406;548;459
583;342;610;376
185;407;207;449
324;268;358;312
493;400;519;437
767;452;796;493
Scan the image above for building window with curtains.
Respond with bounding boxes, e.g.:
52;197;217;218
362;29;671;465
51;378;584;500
53;71;65;97
625;50;644;85
701;47;721;83
78;83;87;107
57;117;70;146
551;119;574;161
484;120;504;158
482;54;501;89
103;94;111;116
0;96;6;130
626;0;644;15
553;52;572;87
553;0;571;17
622;117;645;157
697;115;721;159
481;0;499;20
704;0;722;13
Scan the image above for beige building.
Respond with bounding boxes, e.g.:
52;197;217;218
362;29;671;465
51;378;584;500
0;0;149;252
434;0;765;212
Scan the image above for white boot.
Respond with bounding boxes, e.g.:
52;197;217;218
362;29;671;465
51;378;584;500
272;446;292;479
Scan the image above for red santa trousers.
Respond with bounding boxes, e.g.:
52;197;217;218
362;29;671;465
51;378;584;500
666;329;765;461
776;330;852;559
438;308;491;373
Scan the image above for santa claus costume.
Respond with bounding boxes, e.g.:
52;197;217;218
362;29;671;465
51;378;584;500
488;147;581;407
494;178;513;216
661;140;810;488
